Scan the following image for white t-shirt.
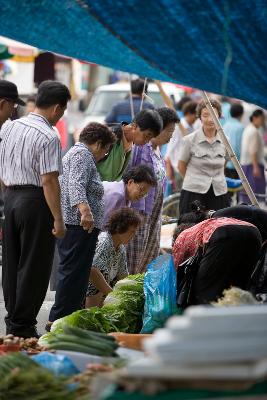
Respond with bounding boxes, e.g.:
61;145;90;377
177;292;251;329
165;117;201;172
240;123;265;165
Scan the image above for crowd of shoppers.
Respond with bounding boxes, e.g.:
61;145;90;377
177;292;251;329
0;76;266;338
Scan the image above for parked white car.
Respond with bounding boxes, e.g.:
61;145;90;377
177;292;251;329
79;82;184;127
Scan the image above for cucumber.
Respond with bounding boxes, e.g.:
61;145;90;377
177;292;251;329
62;325;117;347
48;341;116;357
51;333;116;354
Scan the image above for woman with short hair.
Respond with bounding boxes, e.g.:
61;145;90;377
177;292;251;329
48;122;116;324
178;99;230;215
102;164;157;227
85;207;141;308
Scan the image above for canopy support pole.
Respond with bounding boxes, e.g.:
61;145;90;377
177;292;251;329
140;77;147;111
129;74;134;120
202;91;259;207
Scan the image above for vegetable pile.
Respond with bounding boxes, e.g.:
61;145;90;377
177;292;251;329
0;334;49;355
50;274;144;335
44;324;118;357
213;287;259;306
0;352;76;400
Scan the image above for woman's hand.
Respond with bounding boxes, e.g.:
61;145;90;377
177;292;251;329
78;202;95;232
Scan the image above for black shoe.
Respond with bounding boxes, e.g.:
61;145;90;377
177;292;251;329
45;322;53;332
8;326;41;339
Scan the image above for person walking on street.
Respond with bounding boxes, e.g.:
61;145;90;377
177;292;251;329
224;103;244;180
0;80;71;338
240;109;266;203
48;123;116;327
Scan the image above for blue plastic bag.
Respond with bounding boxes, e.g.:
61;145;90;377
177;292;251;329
141;254;180;333
32;352;80;376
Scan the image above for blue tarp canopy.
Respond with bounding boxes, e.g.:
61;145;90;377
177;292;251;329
0;0;266;108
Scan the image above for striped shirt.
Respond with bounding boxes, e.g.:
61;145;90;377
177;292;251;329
0;113;62;186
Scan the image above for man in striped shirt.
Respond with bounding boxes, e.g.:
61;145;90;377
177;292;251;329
0;80;71;338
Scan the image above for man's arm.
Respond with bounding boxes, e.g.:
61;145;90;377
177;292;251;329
41;172;66;238
154;80;187;136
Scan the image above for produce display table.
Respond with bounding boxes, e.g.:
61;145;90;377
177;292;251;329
104;379;267;400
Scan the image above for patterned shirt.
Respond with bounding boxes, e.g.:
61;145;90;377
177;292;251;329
129;143;166;215
87;232;128;296
0;113;62;186
60;142;104;228
173;217;255;269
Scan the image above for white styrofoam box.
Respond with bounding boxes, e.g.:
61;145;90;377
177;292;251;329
126;357;267;380
185;304;267;319
166;305;267;337
150;337;267;364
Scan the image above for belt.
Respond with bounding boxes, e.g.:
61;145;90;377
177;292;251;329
8;185;42;190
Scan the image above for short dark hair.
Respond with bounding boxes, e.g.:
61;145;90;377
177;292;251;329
230;103;244;118
107;207;141;234
250;109;264;122
182;101;198;116
122;165;157;186
36;80;71;108
131;78;148;95
176;96;192;111
133;109;163;137
79;122;116;147
178;201;207;224
196;99;222;118
156;107;179;129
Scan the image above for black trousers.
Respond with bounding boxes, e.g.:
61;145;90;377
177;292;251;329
2;187;55;332
193;225;262;304
179;185;230;216
49;226;99;322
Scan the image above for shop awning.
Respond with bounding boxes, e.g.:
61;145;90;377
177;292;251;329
0;1;266;108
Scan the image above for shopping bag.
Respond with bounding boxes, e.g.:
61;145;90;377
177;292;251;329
141;254;180;333
177;249;202;309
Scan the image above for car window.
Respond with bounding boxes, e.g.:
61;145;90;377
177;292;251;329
86;91;128;116
85;89;167;116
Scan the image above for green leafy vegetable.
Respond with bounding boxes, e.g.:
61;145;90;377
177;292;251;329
50;274;145;334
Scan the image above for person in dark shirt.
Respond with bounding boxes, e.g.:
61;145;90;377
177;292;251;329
105;78;154;124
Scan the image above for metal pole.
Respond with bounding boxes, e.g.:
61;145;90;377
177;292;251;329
202;91;260;207
140;77;147;111
129;74;134;120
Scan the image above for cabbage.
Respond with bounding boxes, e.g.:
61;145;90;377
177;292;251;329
50;274;145;334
